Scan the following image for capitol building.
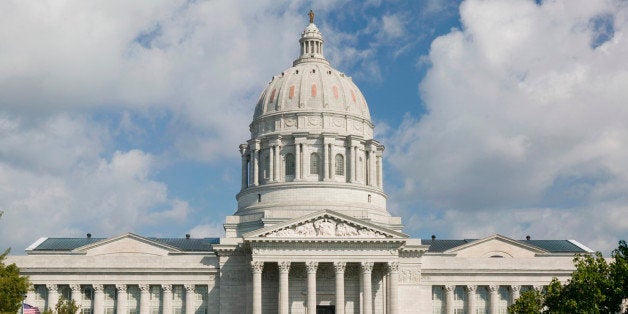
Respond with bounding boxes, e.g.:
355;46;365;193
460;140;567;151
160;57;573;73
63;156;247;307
9;15;592;314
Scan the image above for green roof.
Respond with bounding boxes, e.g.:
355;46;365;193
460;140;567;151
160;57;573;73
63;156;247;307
32;237;219;252
422;239;589;253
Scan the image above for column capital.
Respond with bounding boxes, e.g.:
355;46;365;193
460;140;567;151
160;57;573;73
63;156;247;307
489;285;499;293
445;285;455;292
466;285;477;292
46;283;58;291
139;284;150;292
278;261;291;273
184;284;195;292
533;285;543;292
116;284;127;293
161;284;172;292
251;261;264;274
92;284;104;292
305;261;319;274
239;144;248;156
70;284;81;292
511;285;521;292
333;261;346;273
360;261;374;273
387;261;399;273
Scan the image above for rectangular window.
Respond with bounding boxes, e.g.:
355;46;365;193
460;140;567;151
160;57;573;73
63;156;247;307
172;285;184;314
432;286;445;314
194;285;208;314
497;286;510;314
127;285;140;314
453;286;467;313
103;285;116;314
476;286;488;314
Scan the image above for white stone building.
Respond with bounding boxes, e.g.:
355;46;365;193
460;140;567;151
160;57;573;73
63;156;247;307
9;16;593;314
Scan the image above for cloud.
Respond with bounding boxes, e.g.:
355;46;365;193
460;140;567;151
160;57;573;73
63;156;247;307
0;114;190;251
386;0;628;254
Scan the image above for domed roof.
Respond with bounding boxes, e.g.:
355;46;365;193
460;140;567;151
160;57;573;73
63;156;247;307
251;21;372;134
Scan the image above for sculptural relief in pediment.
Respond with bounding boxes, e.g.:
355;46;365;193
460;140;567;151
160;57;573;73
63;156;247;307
262;217;388;238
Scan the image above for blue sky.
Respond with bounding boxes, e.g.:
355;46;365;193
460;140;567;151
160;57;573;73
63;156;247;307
1;0;627;255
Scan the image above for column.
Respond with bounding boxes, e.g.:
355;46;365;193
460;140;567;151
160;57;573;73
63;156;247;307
278;261;291;314
250;141;260;186
275;144;282;182
511;285;520;306
369;146;376;186
387;262;399;314
116;285;127;314
139;284;150;314
162;285;172;314
251;261;264;314
321;139;327;181
93;284;104;314
361;261;374;314
333;262;346;314
445;285;455;314
377;155;383;188
329;144;335;180
184;284;195;314
240;144;248;189
26;285;35;308
354;146;358;182
46;284;59;311
306;261;318;314
466;285;476;314
269;146;274;182
489;285;499;314
347;140;353;183
70;284;81;305
295;142;302;180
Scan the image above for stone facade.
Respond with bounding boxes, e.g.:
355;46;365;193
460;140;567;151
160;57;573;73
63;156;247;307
8;15;593;314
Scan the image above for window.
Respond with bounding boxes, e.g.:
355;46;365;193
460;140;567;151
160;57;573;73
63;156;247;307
33;285;47;310
149;286;162;314
310;153;319;174
497;286;510;314
453;286;467;314
173;285;184;314
476;286;489;314
103;285;116;314
335;154;344;176
432;286;445;314
194;286;208;314
127;285;140;314
285;153;295;176
80;286;94;314
264;156;270;179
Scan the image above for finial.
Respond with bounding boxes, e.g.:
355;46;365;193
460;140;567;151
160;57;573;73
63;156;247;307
308;10;315;24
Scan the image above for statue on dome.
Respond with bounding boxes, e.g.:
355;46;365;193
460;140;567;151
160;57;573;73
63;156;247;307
308;10;315;23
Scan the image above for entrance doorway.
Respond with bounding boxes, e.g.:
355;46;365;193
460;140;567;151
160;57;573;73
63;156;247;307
316;305;335;314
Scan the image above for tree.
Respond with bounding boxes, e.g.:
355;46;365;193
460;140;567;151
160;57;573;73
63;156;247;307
0;211;30;313
508;289;544;314
509;240;628;314
54;296;80;314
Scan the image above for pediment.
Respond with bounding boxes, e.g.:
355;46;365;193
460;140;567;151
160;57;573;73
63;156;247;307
74;233;181;256
445;234;548;258
244;210;407;240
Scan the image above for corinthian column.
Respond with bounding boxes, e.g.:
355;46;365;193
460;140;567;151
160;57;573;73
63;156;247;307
184;284;195;314
466;285;476;314
361;261;374;314
240;144;248;189
306;261;318;314
162;285;172;314
334;262;346;314
139;284;150;314
387;262;399;314
489;285;499;314
93;284;104;314
116;285;127;314
251;261;264;314
278;261;291;314
511;285;520;306
70;284;81;305
46;284;59;312
445;285;455;314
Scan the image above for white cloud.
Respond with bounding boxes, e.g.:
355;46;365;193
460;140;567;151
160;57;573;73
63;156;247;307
0;114;190;251
387;0;628;254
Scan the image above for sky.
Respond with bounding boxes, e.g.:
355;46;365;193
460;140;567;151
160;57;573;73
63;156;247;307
1;0;627;255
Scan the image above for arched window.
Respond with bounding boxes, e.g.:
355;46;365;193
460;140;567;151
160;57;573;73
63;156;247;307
285;153;295;176
310;153;319;174
335;154;344;176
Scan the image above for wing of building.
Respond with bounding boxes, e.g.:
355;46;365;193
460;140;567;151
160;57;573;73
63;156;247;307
9;14;594;314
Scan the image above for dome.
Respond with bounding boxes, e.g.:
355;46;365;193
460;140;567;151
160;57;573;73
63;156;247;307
250;22;373;139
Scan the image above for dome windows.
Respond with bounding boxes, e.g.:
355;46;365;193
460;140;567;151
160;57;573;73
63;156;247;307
310;153;319;174
311;84;317;98
335;154;344;176
285;153;295;176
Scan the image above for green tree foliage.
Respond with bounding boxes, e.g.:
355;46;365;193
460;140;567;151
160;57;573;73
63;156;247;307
507;289;544;314
54;296;80;314
0;211;30;313
509;240;628;314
